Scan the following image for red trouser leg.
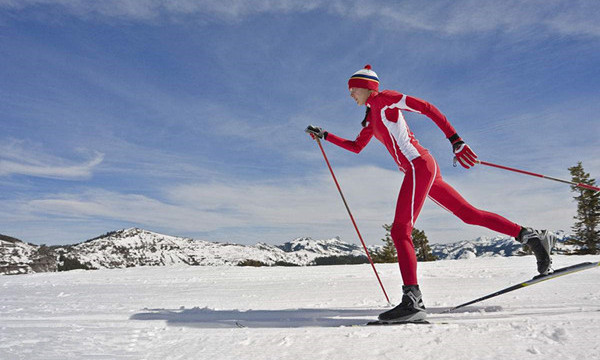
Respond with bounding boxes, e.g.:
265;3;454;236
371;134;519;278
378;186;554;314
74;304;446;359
428;168;522;238
391;155;438;286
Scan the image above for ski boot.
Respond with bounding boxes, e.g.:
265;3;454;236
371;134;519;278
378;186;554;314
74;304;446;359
517;227;557;275
378;285;427;322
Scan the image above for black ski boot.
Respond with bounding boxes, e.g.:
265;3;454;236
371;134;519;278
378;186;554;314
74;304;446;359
378;285;427;322
517;227;557;275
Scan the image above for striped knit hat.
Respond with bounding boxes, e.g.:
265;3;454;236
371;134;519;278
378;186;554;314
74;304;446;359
348;64;379;91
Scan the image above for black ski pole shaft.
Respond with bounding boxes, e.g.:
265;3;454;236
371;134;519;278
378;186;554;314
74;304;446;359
313;137;391;305
444;284;524;313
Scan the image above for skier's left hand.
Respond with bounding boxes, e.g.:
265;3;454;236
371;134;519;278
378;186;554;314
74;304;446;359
305;125;328;140
452;139;478;169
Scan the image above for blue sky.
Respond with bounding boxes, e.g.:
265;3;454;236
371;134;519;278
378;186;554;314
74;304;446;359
1;1;599;246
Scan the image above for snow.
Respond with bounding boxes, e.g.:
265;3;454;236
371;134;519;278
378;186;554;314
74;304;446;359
1;255;599;359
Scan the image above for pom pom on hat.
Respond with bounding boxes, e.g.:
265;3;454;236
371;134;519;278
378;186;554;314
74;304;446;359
348;64;379;91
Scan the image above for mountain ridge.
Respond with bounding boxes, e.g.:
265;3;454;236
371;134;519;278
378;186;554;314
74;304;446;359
0;228;578;275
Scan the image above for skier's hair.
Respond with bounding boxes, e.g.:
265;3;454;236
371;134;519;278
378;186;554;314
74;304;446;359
361;107;371;127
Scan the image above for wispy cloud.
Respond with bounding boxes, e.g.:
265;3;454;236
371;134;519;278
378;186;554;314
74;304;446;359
0;0;321;22
10;163;577;245
2;0;599;37
20;172;349;233
1;0;596;247
5;166;394;244
0;140;104;180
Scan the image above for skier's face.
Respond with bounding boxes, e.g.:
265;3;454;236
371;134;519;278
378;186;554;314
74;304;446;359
349;87;371;106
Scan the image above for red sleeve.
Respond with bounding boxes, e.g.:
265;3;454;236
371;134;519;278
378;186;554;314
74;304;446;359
404;95;457;139
326;125;373;154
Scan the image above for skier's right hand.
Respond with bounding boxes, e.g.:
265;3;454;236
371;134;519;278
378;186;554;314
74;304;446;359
453;141;478;169
305;125;328;140
449;133;478;169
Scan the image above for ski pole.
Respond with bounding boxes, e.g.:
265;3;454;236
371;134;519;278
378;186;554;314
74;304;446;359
477;160;600;192
312;136;391;305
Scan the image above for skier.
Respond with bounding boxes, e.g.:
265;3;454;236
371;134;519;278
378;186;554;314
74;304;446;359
305;65;556;323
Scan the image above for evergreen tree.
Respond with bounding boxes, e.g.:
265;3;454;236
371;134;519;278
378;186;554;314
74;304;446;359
412;228;438;261
372;224;397;263
372;224;437;262
568;162;600;254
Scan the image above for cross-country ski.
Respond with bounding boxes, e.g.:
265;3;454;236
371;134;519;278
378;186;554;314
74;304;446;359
446;261;600;312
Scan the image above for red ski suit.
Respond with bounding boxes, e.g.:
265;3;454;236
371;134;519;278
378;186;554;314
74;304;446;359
326;90;521;285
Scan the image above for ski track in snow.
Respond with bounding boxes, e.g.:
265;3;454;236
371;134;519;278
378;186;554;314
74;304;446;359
1;255;599;360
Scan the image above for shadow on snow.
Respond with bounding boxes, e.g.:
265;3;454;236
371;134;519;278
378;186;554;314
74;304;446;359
130;306;501;328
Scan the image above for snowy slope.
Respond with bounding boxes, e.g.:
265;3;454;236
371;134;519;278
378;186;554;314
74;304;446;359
1;255;598;359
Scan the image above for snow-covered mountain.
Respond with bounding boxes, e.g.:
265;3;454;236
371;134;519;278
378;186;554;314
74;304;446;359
431;231;574;260
55;228;366;270
431;236;522;260
277;236;366;261
0;235;57;275
0;228;579;275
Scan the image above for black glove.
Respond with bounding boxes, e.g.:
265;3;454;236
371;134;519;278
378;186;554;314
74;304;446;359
305;125;328;139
